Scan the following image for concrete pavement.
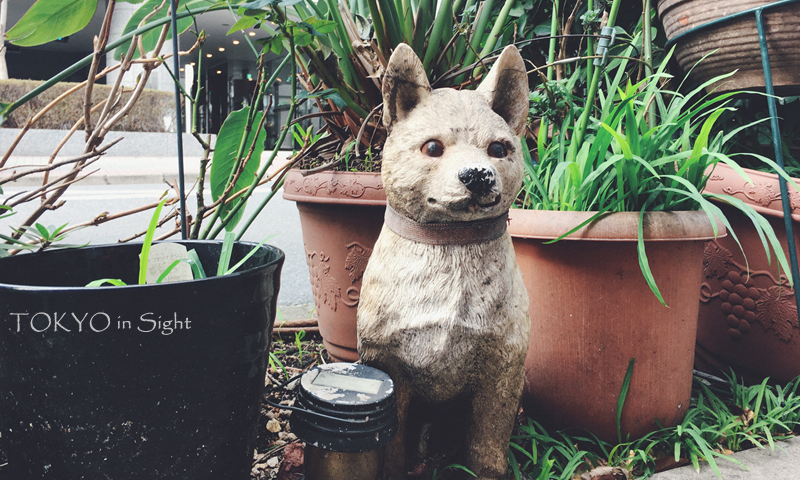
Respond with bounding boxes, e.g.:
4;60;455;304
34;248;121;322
650;436;799;479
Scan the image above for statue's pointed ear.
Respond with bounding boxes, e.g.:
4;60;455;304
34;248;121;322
476;45;529;137
382;43;432;129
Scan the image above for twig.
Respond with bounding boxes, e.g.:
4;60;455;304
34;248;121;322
190;134;212;239
42;97;111;191
85;0;116;142
354;103;382;158
0;63;121;170
557;0;582;81
58;197;176;236
289;110;344;126
7;158;103;208
0;138;121;185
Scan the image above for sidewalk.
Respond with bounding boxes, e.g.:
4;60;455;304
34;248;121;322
2;152;296;186
0;128;295;186
650;436;800;479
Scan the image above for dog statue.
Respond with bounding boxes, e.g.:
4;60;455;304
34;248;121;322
357;43;531;480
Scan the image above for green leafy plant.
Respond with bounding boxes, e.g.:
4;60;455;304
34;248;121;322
235;0;535;170
269;351;290;381
431;463;477;479
84;194;276;287
1;222;86;255
508;374;800;479
294;329;306;362
520;39;800;304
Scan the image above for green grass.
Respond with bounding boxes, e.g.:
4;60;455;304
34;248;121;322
509;373;800;479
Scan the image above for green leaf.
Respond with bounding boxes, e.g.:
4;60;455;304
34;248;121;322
209;107;265;231
616;358;635;444
139;196;170;285
637;208;666;306
7;0;98;47
217;230;236;276
236;0;276;8
156;260;183;283
186;249;207;278
302;17;338;35
34;223;51;240
86;278;128;287
296;88;346;109
226;234;277;275
227;15;259;35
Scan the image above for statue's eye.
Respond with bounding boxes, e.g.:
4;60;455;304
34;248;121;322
488;142;507;158
421;140;444;157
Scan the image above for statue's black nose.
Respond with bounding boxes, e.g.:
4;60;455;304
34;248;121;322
458;167;496;196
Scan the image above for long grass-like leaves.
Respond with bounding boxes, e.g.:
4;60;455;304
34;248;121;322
139;196;169;285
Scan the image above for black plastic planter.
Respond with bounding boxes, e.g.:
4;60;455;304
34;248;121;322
0;241;284;480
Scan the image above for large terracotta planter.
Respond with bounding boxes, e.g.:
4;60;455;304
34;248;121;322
657;0;800;93
509;210;721;442
283;170;385;362
698;164;800;384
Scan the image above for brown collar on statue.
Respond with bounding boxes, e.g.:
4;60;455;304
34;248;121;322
384;204;508;245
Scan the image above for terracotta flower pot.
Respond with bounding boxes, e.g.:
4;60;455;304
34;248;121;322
283;170;386;362
698;163;800;384
657;0;800;93
509;210;721;442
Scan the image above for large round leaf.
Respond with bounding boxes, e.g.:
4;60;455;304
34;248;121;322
7;0;99;47
209;107;266;231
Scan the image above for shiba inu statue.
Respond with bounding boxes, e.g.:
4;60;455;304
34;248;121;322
357;44;531;480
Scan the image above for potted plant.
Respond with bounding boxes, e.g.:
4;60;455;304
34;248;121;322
251;0;530;361
655;0;800;384
510;1;796;442
0;196;285;478
0;1;306;476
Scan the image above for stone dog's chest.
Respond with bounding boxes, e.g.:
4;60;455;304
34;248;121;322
359;235;523;367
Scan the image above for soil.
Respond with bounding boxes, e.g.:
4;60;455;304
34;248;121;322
293;148;382;173
251;333;330;480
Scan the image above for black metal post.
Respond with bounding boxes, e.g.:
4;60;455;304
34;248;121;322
170;0;188;239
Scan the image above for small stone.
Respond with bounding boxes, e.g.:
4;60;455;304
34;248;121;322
266;419;282;433
285;433;297;442
265;410;277;420
273;439;287;447
267;457;280;468
279;399;295;406
279;409;292;417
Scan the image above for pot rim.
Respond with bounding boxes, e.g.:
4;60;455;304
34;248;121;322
282;169;386;206
508;209;726;242
0;240;284;292
705;162;800;222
